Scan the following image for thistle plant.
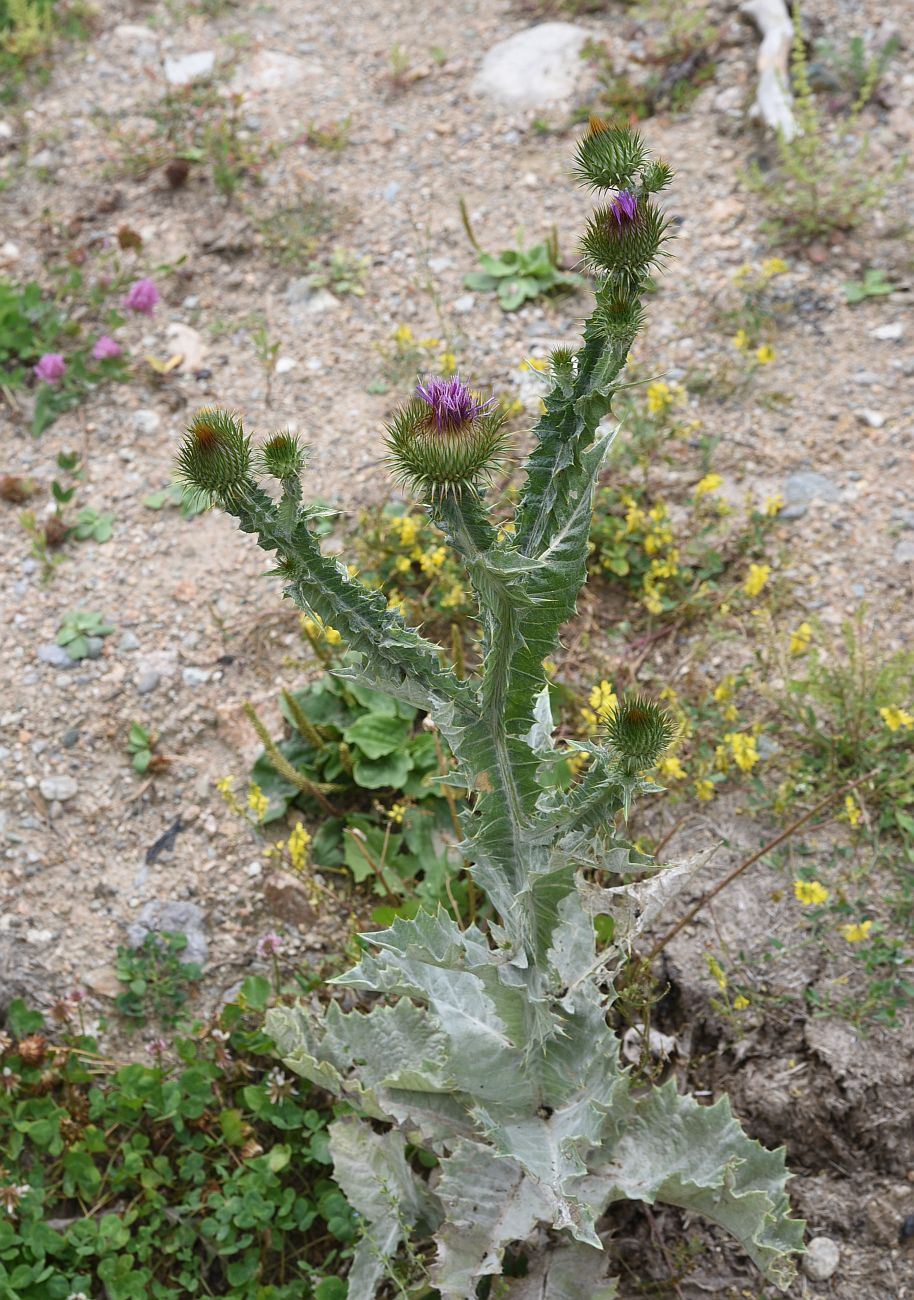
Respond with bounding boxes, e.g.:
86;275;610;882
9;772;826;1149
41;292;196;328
177;123;803;1297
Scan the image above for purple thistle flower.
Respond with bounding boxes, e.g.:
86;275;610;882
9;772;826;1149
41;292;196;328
33;353;66;385
608;190;638;229
256;932;284;958
124;277;160;315
415;374;495;433
92;335;123;361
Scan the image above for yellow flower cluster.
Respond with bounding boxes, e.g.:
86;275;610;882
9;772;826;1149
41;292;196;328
694;473;722;498
520;356;549;372
390;514;420;549
841;920;872;943
393;323;414;347
646;380;685;416
790;622;812;656
706;953;727;991
794;879;829;906
419;545;447;575
658;755;686;781
880;706;913;732
765;493;784;517
580;679;618;733
247;783;269;822
694;777;715;802
301;613;342;645
440;583;464;610
642;502;680;615
756;345;776;365
743;563;770;599
714;676;739;723
388;802;406;825
844;795;862;827
724;731;759;773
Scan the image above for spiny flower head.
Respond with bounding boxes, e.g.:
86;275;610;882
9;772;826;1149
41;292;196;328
384;374;508;499
257;430;308;480
415;374;495;432
605;693;674;772
176;408;252;504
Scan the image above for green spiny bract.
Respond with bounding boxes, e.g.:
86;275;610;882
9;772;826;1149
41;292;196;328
383;387;509;500
256;430;308;481
176;123;804;1299
176;408;252;505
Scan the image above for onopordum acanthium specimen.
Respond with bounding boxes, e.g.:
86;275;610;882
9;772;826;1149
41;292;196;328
177;123;804;1298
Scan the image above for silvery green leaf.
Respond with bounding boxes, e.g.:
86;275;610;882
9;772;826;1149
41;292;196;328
585;1081;804;1291
503;1243;619;1300
576;846;718;950
433;1140;552;1299
524;684;556;751
330;1118;440;1300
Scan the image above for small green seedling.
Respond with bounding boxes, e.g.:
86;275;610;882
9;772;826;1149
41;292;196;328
114;931;202;1028
127;722;159;774
56;610;115;660
70;506;115;542
460;199;583;310
844;268;898;303
143;481;208;516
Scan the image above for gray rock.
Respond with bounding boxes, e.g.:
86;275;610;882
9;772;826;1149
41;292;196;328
802;1236;840;1282
473;23;593;107
37;642;75;669
164;50;215;87
127;900;208;967
781;471;841;519
132;409;161;435
39;775;78;802
382;180;400;201
136;669;161;695
84;636;105;660
453;293;475;315
231;49;313;94
182;667;210;687
61;729;80;748
894;538;914;564
118;631;141;653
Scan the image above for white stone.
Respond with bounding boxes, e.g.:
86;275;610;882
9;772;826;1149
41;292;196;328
0;241;19;264
164;51;216;87
856;408;885;429
26;928;55;945
275;356;296;374
303;289;339;315
473;23;593;107
39;775;78;802
232;49;315;94
802;1236;840;1282
870;320;904;341
132;409;161;435
165;322;207;372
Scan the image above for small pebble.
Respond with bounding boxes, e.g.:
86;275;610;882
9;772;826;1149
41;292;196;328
39;775;78;802
135;669;161;694
182;667;210;687
802;1235;840;1282
856;409;885;429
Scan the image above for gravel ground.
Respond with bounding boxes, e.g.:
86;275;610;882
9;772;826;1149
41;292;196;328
1;0;913;1294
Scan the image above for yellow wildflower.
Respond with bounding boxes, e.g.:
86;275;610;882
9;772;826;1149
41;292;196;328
646;381;673;415
325;626;342;645
520;356;549;372
393;324;414;347
732;328;751;353
756;344;776;365
695;473;723;497
880;706;914;732
761;257;788;277
840;920;872;943
543;658;557;678
247;783;269;821
441;584;464;610
388;802;406;825
390;514;419;548
714;677;735;704
658;755;686;781
387;594;408;617
418;336;441;349
844;795;862;827
347;563;359;578
394;554;412;573
790;622;813;656
764;493;784;516
439;351;457;375
287;822;311;872
733;994;750;1010
725;732;759;773
705;954;727;991
793;879;829;906
694;778;715;802
743;563;770;598
588;680;618;719
419;546;447;574
216;775;234;796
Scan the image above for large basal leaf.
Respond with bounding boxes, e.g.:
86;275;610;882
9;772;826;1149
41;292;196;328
504;1243;619;1300
330;1118;440;1300
585;1081;805;1291
343;711;412;758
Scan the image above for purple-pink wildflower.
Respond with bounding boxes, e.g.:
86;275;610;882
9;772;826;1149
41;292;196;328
124;277;160;315
415;375;494;433
145;1037;169;1060
609;190;638;229
256;932;284;958
92;335;123;361
33;353;66;385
